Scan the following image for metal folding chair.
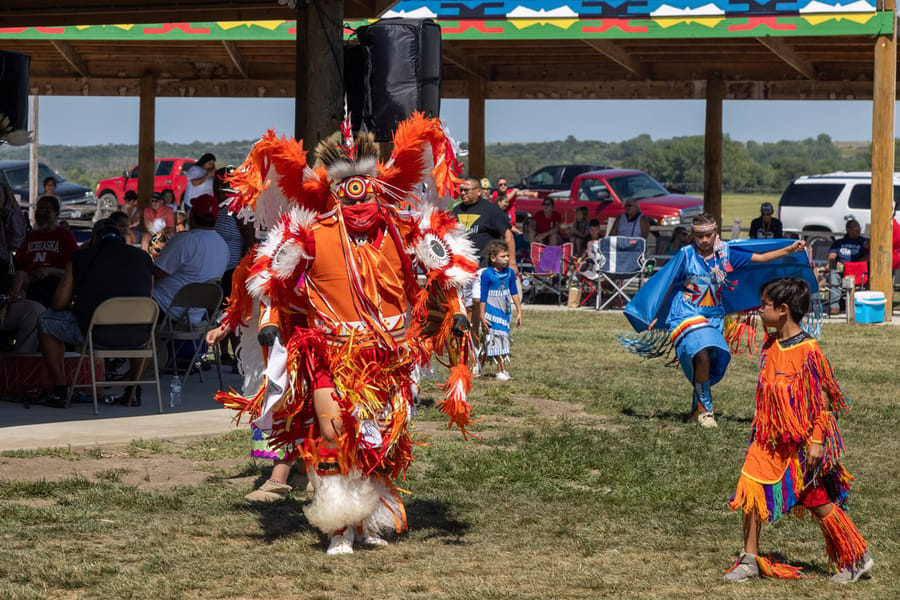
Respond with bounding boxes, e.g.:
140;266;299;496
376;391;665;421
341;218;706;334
527;242;573;304
158;282;224;390
68;297;163;414
589;236;650;310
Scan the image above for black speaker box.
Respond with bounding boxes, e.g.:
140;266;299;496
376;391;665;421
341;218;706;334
0;51;30;136
354;18;441;141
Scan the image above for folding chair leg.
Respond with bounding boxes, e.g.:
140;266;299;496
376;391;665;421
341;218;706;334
212;343;224;390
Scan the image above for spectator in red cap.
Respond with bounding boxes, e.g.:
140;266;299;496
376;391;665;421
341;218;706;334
151;193;228;325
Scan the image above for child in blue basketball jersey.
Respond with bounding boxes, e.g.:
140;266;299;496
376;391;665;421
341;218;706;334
479;239;522;381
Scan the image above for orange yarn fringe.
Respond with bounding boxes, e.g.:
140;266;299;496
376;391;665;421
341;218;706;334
819;506;867;570
755;554;805;579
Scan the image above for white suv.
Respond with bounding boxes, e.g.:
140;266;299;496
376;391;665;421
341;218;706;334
777;171;900;236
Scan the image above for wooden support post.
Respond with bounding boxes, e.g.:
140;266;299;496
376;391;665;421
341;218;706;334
28;96;38;227
294;0;343;145
704;76;725;227
870;4;896;321
467;76;486;177
138;71;156;211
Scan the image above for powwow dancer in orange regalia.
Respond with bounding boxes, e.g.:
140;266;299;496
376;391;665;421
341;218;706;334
724;277;873;583
216;113;479;555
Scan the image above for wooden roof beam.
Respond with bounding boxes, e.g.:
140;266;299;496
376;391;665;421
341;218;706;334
756;37;817;80
582;39;646;77
442;45;490;81
50;40;90;78
221;41;249;79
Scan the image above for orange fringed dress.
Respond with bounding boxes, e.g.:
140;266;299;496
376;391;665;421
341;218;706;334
729;333;852;522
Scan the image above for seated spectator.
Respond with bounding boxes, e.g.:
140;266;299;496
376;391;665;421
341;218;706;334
609;198;650;239
147;231;169;260
123;190;142;245
152;194;228;324
529;198;563;246
748;201;783;239
893;204;900;273
567;206;590;257
492;178;538;228
496;194;522;235
8;195;78;310
826;218;869;315
583;219;603;256
42;176;59;198
109;211;131;243
161;188;179;213
0;180;32;352
175;210;187;233
37;218;153;407
142;192;175;251
664;225;690;255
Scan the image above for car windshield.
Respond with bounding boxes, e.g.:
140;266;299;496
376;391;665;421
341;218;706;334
607;173;668;201
1;164;61;188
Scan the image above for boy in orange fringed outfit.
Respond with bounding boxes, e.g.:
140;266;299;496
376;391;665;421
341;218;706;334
725;277;873;583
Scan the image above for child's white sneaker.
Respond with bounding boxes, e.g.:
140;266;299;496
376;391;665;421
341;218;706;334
495;371;510;382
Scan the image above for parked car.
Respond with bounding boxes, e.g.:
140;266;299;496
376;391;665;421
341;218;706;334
94;157;196;218
515;168;703;229
0;160;96;221
518;164;608;199
777;171;900;237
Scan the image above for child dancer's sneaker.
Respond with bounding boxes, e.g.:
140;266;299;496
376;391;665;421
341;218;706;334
724;553;759;582
355;530;389;548
831;552;874;583
697;411;717;428
495;371;510;382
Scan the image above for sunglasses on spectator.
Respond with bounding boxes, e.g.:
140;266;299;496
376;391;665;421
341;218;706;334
542;202;552;207
498;182;508;187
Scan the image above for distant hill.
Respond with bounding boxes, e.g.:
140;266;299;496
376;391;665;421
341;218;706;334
0;134;882;194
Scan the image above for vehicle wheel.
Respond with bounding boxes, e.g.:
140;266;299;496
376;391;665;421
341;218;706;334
94;192;118;221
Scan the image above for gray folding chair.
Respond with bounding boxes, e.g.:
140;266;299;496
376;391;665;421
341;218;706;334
589;236;651;310
68;297;163;414
158;282;224;390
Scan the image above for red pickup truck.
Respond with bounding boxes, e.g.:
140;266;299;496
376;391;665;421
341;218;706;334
94;157;195;218
515;168;703;230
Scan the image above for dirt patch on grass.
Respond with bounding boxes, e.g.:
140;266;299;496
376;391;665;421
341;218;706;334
0;449;249;491
0;395;609;489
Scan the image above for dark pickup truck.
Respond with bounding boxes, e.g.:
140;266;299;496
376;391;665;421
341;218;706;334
516;168;703;229
518;164;608;199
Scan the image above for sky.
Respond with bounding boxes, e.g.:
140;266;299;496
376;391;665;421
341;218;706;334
25;95;886;147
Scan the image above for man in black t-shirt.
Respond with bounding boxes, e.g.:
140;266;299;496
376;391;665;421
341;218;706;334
37;219;153;407
453;176;517;336
748;202;783;239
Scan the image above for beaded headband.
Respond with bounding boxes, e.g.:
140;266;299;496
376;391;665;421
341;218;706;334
692;223;717;233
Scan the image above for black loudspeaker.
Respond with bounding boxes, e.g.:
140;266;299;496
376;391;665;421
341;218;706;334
355;18;441;141
0;50;30;144
344;44;371;135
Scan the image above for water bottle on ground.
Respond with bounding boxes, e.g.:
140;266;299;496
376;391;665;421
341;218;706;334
169;376;182;408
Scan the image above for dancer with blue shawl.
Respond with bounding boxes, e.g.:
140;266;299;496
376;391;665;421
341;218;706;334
622;213;813;428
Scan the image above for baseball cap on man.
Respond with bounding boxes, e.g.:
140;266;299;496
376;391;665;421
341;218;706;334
191;194;220;222
760;202;774;215
480;178;491;189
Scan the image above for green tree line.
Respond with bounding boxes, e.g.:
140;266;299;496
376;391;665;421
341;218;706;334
0;133;881;194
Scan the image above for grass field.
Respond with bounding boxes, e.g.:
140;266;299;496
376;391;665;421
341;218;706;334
1;311;897;599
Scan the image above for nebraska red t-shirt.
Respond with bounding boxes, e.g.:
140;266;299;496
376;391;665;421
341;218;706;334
17;227;78;306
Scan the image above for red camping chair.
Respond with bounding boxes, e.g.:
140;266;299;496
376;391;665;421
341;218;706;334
842;261;868;288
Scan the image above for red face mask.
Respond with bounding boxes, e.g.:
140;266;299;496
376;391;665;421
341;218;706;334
341;202;384;234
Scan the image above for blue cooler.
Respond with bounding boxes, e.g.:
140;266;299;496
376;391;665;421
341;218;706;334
854;291;886;323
